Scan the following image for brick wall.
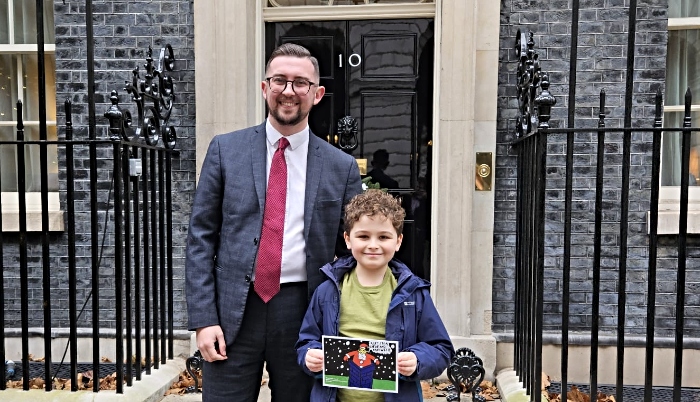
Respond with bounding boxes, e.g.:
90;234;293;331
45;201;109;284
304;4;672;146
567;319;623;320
1;0;195;332
492;0;691;338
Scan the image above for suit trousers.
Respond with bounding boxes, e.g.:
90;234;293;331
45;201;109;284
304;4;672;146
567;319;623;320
202;282;313;402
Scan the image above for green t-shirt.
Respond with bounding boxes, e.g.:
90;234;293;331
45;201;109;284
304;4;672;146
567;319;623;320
336;268;397;402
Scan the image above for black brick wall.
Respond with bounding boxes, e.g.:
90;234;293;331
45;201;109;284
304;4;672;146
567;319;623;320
1;0;195;332
493;0;699;339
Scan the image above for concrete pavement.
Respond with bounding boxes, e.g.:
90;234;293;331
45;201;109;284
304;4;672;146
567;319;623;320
157;380;271;402
157;386;271;402
156;362;271;402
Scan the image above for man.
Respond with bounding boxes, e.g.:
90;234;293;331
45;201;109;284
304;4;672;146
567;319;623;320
186;43;362;402
368;149;399;189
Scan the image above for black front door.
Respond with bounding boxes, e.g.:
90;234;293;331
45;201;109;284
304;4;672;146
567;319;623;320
266;19;434;280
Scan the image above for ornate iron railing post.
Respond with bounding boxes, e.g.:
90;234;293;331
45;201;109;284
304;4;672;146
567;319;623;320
512;29;555;402
102;44;176;149
515;30;556;138
185;350;203;393
108;44;178;148
101;44;178;393
534;74;556;129
104;90;132;141
444;347;486;402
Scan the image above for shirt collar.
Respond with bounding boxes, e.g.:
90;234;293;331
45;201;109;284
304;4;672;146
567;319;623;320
265;119;309;151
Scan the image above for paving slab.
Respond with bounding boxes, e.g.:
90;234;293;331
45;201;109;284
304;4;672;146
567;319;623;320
156;367;271;402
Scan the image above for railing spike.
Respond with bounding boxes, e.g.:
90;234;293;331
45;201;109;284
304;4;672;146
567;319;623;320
598;89;606;128
654;89;663;127
65;99;73;141
16;100;24;131
685;87;692;125
64;99;72;124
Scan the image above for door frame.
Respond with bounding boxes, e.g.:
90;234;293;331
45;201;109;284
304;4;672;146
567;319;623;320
194;1;501;369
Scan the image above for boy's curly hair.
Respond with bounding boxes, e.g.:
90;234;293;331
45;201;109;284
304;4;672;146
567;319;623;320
344;189;405;235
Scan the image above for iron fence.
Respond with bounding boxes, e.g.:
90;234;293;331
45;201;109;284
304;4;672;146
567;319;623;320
0;99;177;393
512;26;700;402
0;0;178;392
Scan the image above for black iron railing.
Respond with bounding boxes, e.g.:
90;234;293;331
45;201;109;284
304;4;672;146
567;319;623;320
0;103;177;393
0;0;178;393
0;33;178;393
512;28;700;402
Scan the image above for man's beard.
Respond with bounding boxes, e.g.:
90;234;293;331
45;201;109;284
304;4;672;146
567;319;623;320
268;98;309;127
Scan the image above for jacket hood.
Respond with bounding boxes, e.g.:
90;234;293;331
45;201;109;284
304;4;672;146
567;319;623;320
319;255;430;298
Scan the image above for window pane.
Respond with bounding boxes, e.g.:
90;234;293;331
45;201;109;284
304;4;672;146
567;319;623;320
669;0;700;18
0;126;18;192
661;112;700;186
0;55;19;122
0;125;58;192
0;54;56;123
12;0;55;45
23;125;58;191
0;1;8;44
22;54;57;122
665;29;700;106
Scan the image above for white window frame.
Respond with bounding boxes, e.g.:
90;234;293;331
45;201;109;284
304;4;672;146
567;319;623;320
0;0;62;232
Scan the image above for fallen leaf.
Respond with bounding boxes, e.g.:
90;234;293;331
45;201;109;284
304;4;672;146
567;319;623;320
542;372;551;389
421;381;439;399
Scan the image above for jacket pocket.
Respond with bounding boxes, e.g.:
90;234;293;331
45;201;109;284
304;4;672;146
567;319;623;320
315;198;341;209
400;302;417;347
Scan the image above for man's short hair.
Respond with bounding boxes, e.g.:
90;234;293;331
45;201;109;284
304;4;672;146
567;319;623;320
344;189;405;235
266;43;321;81
372;149;390;168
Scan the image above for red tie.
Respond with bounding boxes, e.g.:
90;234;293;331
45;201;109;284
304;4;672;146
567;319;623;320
255;137;290;303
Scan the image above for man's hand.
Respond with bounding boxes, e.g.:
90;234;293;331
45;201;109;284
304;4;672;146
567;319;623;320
305;348;324;373
397;351;417;376
196;325;227;362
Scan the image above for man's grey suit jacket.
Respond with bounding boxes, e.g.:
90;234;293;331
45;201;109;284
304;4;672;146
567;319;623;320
186;122;362;344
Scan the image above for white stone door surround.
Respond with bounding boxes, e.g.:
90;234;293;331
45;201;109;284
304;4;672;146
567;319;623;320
193;0;501;378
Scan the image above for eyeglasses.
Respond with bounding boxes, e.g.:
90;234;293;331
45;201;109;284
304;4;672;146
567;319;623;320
265;76;317;95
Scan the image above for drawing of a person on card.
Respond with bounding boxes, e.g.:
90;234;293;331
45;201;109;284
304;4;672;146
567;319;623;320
344;343;380;388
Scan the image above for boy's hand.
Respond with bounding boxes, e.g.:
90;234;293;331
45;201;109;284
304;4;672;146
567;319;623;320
397;352;417;376
305;348;324;372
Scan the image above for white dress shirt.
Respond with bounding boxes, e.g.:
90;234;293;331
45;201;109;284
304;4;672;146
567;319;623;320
262;119;308;283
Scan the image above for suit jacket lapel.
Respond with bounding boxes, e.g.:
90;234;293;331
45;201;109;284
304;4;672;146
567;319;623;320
252;122;267;213
304;133;323;241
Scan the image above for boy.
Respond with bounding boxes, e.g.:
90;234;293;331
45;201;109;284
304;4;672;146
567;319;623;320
296;189;454;402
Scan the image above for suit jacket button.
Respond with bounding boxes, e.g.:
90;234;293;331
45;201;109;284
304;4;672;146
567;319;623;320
253;238;259;245
245;275;251;283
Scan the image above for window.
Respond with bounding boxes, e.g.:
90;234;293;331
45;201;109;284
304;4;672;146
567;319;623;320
661;0;700;187
0;0;57;191
0;0;61;231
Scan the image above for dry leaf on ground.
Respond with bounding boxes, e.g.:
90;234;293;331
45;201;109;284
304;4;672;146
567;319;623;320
421;381;439;399
547;384;616;402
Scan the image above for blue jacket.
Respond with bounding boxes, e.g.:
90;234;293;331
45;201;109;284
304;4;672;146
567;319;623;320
296;256;455;402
